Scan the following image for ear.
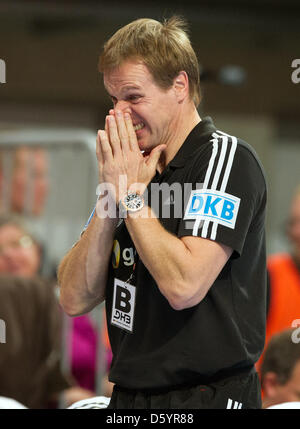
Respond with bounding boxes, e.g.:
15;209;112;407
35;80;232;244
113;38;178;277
262;372;280;398
173;71;189;103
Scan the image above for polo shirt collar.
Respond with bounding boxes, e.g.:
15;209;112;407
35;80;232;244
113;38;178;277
168;116;217;168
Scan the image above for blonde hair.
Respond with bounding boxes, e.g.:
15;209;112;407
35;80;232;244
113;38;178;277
98;16;201;107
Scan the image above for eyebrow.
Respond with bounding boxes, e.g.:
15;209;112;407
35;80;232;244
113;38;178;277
107;85;142;98
122;85;141;92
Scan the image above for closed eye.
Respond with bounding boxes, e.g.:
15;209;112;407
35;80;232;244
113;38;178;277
126;94;142;102
109;94;142;106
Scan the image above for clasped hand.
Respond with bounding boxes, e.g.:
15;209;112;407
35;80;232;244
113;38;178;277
96;109;165;203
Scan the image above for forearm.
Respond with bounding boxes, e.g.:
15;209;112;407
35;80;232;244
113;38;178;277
124;205;201;309
58;209;118;316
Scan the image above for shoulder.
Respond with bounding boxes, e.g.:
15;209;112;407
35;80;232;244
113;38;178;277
191;128;264;173
214;130;265;176
189;128;266;195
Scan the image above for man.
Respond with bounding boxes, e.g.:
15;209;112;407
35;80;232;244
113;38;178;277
260;329;300;409
58;16;267;409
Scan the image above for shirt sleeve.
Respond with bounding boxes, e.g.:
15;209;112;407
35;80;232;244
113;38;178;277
177;136;267;257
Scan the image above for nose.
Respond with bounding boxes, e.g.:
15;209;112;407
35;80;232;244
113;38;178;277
114;100;132;115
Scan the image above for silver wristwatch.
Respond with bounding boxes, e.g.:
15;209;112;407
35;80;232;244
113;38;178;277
119;191;144;217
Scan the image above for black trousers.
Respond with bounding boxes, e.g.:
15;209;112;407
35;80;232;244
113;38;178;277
107;366;262;409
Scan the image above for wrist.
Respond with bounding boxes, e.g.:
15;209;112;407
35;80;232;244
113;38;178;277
118;190;145;218
125;203;150;220
119;182;146;202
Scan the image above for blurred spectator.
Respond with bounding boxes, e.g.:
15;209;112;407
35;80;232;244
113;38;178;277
71;311;113;396
0;146;49;216
0;213;41;278
0;214;112;405
0;274;72;408
265;187;300;348
260;329;300;409
256;186;300;377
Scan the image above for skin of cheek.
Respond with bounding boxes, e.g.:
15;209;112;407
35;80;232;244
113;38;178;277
128;99;176;151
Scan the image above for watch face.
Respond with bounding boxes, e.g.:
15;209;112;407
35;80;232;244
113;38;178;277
123;193;144;212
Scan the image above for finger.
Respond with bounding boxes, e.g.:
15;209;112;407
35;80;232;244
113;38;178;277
105;115;109;134
114;110;130;152
96;130;103;163
98;129;113;162
124;113;140;152
107;115;122;157
146;144;166;170
104;113;115;136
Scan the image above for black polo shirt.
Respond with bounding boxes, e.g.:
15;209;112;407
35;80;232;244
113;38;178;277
105;116;267;391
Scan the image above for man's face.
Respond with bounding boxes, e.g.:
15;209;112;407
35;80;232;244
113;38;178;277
0;224;40;278
103;60;180;153
287;194;300;254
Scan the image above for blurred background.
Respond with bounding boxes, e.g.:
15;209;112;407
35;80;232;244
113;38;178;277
0;0;300;267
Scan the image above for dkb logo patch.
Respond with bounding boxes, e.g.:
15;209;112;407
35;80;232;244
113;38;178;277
111;278;136;332
184;189;240;229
